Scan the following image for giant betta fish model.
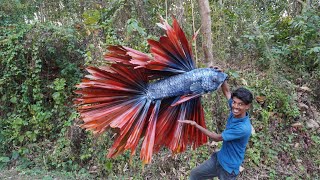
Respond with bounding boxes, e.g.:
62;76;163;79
74;17;228;164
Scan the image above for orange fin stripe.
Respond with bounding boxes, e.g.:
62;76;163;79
158;36;186;66
107;100;151;158
109;100;145;128
80;98;138;122
75;89;131;98
154;102;179;150
173;19;192;57
161;20;186;61
75;96;128;105
171;94;202;106
140;100;161;164
124;100;151;151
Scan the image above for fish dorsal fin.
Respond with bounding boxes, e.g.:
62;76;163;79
146;17;196;74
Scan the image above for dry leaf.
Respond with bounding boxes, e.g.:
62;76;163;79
299;86;312;92
241;78;248;86
298;102;309;110
240;166;245;172
251;125;256;135
291;122;303;128
256;96;266;104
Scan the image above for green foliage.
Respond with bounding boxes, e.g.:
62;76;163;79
0;156;10;169
0;22;85;158
248;73;300;121
83;10;101;26
242;6;320;75
0;0;36;25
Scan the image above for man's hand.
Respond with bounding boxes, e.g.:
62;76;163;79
210;66;224;72
210;66;231;100
178;120;197;126
179;119;223;142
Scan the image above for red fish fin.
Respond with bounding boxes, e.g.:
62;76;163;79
154;98;207;154
140;100;161;164
146;17;195;74
76;64;157;160
171;94;202;106
104;45;151;68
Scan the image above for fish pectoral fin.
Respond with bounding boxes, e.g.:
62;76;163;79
171;94;202;106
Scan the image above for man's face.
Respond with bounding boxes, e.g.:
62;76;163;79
231;97;250;118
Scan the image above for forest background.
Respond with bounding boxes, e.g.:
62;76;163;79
0;0;319;179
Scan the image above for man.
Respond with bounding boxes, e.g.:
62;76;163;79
179;67;253;180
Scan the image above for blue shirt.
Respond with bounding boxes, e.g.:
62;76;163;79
216;99;252;175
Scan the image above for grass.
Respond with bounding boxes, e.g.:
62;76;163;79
0;168;94;180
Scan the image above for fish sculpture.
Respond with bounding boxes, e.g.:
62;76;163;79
74;17;228;164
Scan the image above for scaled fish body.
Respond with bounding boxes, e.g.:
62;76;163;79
75;17;228;164
147;68;227;100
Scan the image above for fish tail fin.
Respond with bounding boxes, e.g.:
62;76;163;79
76;52;157;161
153;97;207;154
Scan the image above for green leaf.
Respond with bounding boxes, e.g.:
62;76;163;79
18;136;24;142
306;47;320;54
10;97;17;103
105;161;113;170
83;10;101;26
243;35;255;40
52;92;60;100
227;70;240;79
89;44;95;49
11;151;19;160
126;18;146;36
0;157;10;163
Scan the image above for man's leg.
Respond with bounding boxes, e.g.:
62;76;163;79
217;169;237;180
189;154;219;180
216;162;237;180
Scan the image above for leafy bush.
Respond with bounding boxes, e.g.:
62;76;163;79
0;23;85;155
242;7;320;76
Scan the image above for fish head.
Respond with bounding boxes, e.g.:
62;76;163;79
209;68;228;84
200;68;228;93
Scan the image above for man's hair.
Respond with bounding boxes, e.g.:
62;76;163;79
231;87;253;105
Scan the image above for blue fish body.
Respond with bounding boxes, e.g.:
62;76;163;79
147;68;228;100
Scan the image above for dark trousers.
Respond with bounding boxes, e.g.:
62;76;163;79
189;152;237;180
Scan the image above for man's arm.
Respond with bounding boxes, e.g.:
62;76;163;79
178;120;223;142
211;66;231;100
221;80;231;100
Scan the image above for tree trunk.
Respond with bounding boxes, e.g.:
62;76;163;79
176;0;185;25
198;0;224;132
197;0;215;65
291;0;303;16
134;0;150;33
